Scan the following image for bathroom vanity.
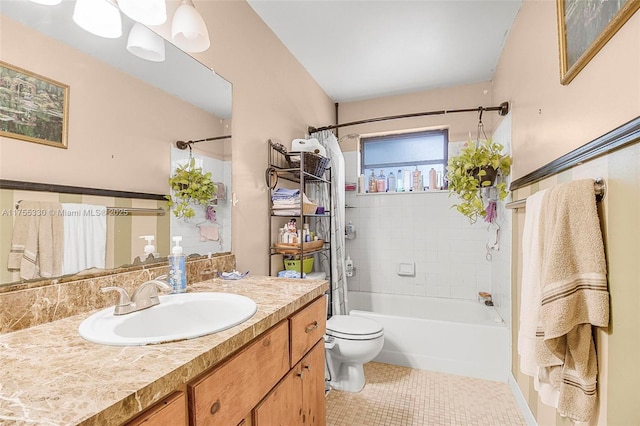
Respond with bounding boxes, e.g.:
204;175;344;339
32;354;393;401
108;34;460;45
0;276;328;425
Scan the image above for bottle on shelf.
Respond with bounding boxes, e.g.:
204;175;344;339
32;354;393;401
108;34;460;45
403;170;411;192
368;169;377;193
396;169;403;192
412;166;422;191
429;168;437;190
387;171;396;192
345;255;354;277
376;170;386;192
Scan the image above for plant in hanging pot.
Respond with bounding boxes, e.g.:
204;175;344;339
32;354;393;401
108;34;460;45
166;157;216;219
446;138;512;223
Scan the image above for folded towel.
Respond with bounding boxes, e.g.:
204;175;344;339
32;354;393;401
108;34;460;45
535;179;609;422
61;203;107;275
272;188;300;200
8;201;63;280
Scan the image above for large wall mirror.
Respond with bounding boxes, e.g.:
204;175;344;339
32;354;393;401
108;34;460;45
0;0;232;288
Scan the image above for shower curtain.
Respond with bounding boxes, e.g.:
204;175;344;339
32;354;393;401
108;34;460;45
309;130;348;316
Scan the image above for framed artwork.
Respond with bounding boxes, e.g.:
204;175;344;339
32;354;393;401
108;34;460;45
557;0;640;85
0;61;69;148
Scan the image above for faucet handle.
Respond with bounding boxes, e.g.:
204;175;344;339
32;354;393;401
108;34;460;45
131;280;172;311
102;287;132;314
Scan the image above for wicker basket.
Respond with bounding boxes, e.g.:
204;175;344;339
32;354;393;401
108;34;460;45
303;202;318;215
274;239;324;254
286;152;330;178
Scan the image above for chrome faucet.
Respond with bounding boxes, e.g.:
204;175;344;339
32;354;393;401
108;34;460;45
102;279;172;315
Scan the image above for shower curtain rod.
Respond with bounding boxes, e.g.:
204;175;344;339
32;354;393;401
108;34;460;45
307;101;510;133
176;135;232;150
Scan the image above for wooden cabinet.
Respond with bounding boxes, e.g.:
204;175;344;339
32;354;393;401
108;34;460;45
300;341;326;426
188;321;289;426
140;296;327;426
126;391;187;426
254;297;327;426
289;296;327;367
254;341;325;425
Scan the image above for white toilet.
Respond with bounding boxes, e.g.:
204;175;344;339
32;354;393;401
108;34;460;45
324;314;384;392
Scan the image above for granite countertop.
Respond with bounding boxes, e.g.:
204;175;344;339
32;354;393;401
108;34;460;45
0;276;329;426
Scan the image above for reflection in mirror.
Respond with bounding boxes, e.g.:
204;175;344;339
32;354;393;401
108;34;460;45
0;1;232;287
170;141;232;256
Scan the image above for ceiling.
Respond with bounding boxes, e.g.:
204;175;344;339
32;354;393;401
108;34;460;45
248;0;522;103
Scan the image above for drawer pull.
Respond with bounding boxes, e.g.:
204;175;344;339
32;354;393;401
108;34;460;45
210;400;221;415
296;371;305;379
263;337;271;347
305;321;319;333
303;364;311;371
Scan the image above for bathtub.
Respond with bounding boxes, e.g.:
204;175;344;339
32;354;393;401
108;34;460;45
348;291;509;382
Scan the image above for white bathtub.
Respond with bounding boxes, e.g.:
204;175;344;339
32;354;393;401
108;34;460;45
348;291;509;382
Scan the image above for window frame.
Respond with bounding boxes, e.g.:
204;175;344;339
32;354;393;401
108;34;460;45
359;128;449;176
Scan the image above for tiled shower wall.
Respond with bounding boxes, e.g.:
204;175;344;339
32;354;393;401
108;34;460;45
343;150;497;303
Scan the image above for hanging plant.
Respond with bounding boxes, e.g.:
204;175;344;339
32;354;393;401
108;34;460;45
166;157;216;219
446;138;512;223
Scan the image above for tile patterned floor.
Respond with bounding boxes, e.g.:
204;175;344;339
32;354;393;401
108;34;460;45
326;362;526;426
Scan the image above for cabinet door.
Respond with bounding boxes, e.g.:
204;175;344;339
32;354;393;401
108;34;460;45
126;391;187;426
188;321;289;426
254;340;326;426
253;366;303;425
301;341;326;426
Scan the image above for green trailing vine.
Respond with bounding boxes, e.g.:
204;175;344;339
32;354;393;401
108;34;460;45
446;138;512;223
166;157;216;219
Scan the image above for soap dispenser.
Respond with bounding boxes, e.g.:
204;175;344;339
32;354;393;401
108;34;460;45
168;236;187;293
139;235;156;260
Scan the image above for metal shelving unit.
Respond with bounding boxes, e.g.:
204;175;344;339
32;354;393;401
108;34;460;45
267;141;332;293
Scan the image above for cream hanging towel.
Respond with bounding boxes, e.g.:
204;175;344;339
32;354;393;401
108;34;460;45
8;201;64;279
535;179;609;423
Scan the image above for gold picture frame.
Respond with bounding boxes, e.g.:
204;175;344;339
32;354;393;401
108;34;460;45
0;61;69;148
557;0;640;85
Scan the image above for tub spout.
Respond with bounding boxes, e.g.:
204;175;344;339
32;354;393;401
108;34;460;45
478;292;493;306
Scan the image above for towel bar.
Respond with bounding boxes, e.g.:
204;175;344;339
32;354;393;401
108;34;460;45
505;177;605;210
14;201;165;215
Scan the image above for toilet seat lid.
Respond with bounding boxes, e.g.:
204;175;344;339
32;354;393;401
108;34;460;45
326;315;383;340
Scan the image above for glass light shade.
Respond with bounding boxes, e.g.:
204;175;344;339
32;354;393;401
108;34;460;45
27;0;63;5
73;0;122;39
127;23;165;62
171;0;210;53
118;0;167;26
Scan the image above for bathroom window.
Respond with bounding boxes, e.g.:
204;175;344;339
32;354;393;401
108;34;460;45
360;129;449;191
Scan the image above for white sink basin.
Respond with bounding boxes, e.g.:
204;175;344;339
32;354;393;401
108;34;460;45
78;292;257;346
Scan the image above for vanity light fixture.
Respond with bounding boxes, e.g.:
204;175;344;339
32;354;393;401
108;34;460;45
118;0;167;26
127;22;166;62
27;0;62;5
171;0;210;53
73;0;122;39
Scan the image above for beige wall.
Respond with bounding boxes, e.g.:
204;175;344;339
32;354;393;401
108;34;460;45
188;1;335;274
0;16;223;195
0;2;335;276
492;0;640;180
493;1;640;425
337;81;495;151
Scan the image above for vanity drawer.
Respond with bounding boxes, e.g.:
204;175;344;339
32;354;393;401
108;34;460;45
289;296;326;366
188;321;289;426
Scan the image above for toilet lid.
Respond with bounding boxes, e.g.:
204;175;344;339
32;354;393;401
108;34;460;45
326;315;383;340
